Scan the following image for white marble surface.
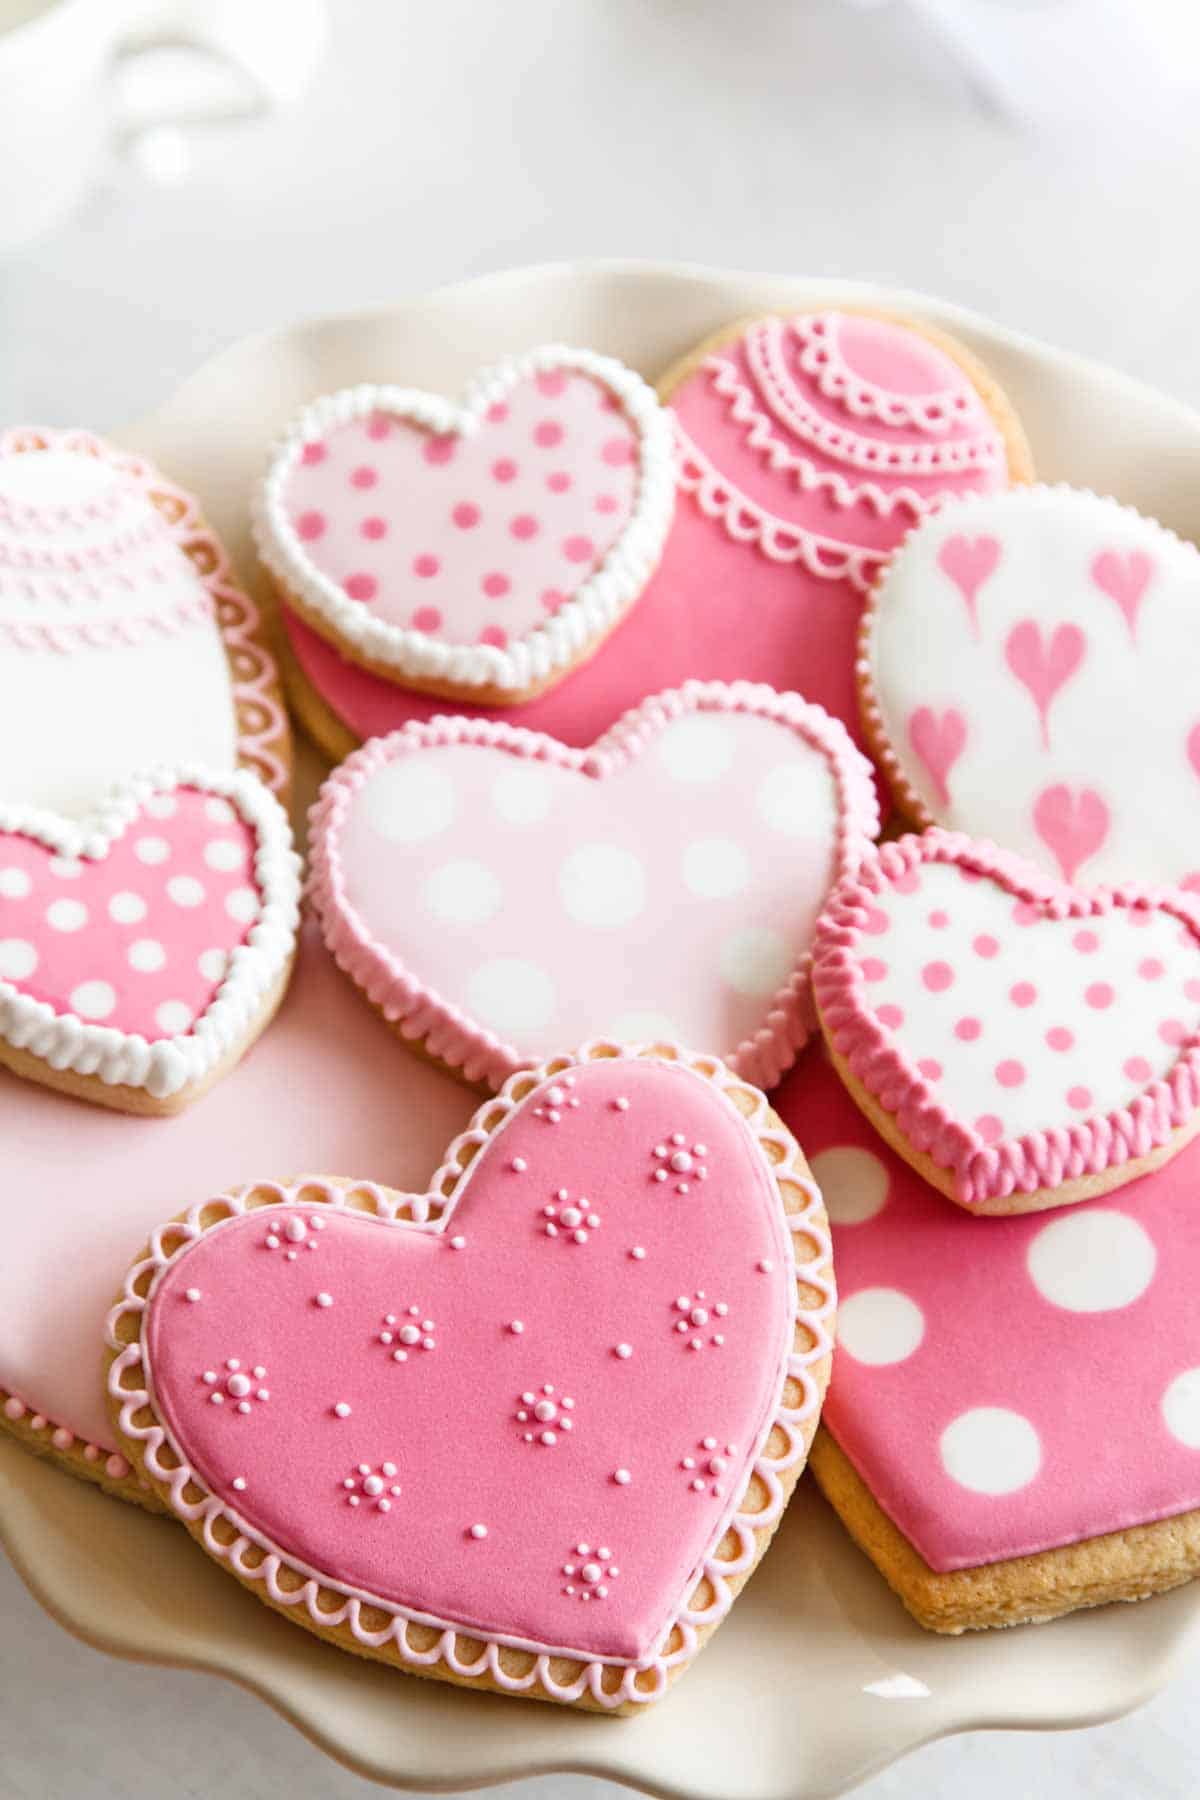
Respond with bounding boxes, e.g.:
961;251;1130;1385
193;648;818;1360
2;0;1200;1792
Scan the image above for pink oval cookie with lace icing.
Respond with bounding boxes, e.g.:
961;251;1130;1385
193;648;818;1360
307;680;880;1093
0;768;301;1113
106;1043;833;1710
775;1044;1200;1631
277;309;1029;757
860;484;1200;892
812;831;1200;1213
0;427;289;817
254;347;675;704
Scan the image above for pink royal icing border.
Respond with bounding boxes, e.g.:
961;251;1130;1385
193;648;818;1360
307;679;881;1092
107;1042;835;1709
0;428;290;800
811;829;1200;1208
0;1384;133;1487
0;766;301;1101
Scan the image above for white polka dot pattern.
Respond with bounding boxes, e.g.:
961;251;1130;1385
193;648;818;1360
775;1047;1200;1573
310;688;880;1090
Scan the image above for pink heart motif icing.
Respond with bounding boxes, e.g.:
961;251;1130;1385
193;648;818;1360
0;769;300;1103
0;427;288;817
812;832;1200;1209
907;707;966;808
776;1045;1200;1572
936;532;1001;638
278;309;1015;755
254;348;675;697
108;1049;833;1706
861;485;1200;891
308;682;880;1092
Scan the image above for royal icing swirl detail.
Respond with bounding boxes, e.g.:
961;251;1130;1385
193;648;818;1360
0;766;301;1102
777;1045;1200;1574
860;484;1200;893
0;428;289;811
307;680;880;1093
253;346;675;697
107;1045;834;1709
812;831;1200;1209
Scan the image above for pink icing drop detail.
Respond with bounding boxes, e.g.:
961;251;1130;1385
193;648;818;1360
413;556;440;580
936;533;1001;637
1073;929;1100;954
411;608;442;633
1047;1027;1074;1051
361;517;388;541
860;958;888;982
301;442;326;465
995;1060;1026;1089
916;1058;942;1081
1066;1085;1093;1111
534;421;564;449
482;573;511;599
928;910;950;930
563;535;595;565
861;907;890;936
351;466;379;489
296;511;326;541
453;503;481;529
876;1004;904;1031
492;459;518;483
907;707;966;809
1010;982;1037;1008
1159;1020;1188;1047
972;934;999;959
345;574;378;603
1139;958;1165;981
510;515;540;541
479;625;508;649
921;960;954;993
1085;982;1115;1010
974;1114;1004;1144
1125;1055;1153;1082
1004;620;1086;750
954;1017;982;1042
536;372;568;398
1032;786;1110;886
1091;547;1153;640
422;439;456;466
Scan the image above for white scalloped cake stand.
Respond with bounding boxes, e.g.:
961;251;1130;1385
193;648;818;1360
3;262;1200;1799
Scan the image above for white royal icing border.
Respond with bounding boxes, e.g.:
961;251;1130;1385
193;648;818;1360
0;767;301;1100
107;1043;835;1708
252;346;677;695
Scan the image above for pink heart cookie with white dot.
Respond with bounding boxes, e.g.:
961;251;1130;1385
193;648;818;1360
812;831;1200;1213
860;484;1200;893
0;768;301;1113
253;347;675;704
106;1043;833;1710
308;681;879;1093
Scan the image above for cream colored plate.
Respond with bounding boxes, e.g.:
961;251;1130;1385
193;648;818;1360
4;262;1200;1797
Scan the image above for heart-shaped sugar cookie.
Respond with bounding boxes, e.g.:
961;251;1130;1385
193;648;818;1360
254;347;675;704
107;1044;833;1710
0;427;289;816
0;768;300;1112
812;832;1200;1212
859;485;1200;892
308;681;879;1092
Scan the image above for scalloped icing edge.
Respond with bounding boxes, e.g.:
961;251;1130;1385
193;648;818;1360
306;678;881;1094
0;765;302;1103
106;1040;835;1711
0;427;292;801
811;828;1200;1209
251;346;677;697
855;481;1200;836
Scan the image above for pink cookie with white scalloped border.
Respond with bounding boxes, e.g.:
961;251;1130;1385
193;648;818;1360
812;831;1200;1213
0;427;289;817
254;346;675;704
308;680;879;1093
106;1043;834;1710
277;308;1030;760
0;767;301;1113
859;484;1200;893
774;1043;1200;1631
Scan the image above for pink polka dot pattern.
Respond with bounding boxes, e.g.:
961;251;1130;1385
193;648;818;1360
281;368;641;652
776;1047;1200;1573
0;787;260;1041
813;834;1200;1207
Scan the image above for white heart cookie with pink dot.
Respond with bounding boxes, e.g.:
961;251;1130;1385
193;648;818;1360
106;1044;833;1710
860;485;1200;892
308;681;879;1092
254;347;675;703
0;768;301;1112
812;831;1200;1212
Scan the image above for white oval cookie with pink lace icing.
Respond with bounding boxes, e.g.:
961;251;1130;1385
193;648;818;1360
860;485;1200;892
254;347;675;703
812;831;1200;1213
307;681;879;1092
0;428;289;816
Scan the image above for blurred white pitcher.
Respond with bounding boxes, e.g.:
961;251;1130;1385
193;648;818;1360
0;0;326;249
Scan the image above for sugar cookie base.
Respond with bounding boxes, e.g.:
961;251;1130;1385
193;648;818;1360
0;957;294;1118
820;1028;1200;1215
810;1429;1200;1633
107;1055;834;1712
654;304;1036;487
0;1387;164;1513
